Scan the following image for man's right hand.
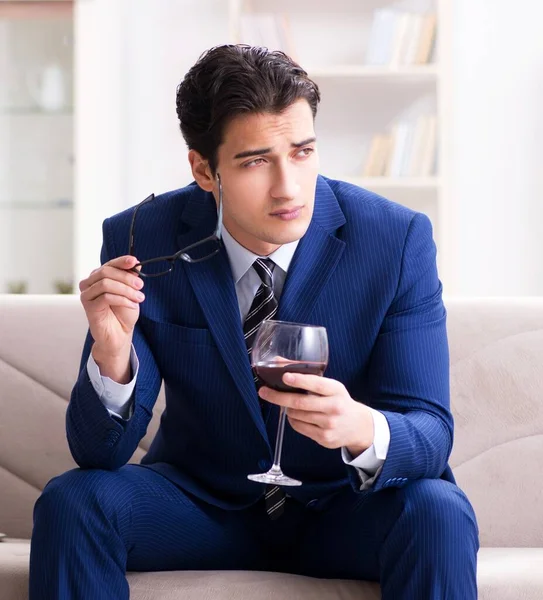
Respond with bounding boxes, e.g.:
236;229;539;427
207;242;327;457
79;255;145;383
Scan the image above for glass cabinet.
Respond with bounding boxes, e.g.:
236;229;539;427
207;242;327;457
0;1;74;294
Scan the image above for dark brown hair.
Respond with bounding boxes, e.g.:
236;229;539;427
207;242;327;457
176;44;321;175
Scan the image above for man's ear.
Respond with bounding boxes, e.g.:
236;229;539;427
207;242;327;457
188;150;215;192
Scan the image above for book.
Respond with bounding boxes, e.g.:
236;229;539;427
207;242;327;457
386;121;411;177
407;115;430;176
389;12;412;67
403;13;424;65
377;134;393;176
365;8;399;66
399;120;417;176
363;134;392;177
365;9;389;64
419;115;438;176
363;135;382;177
366;8;435;67
415;13;437;64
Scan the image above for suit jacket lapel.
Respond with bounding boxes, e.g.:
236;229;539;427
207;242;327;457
177;184;269;443
278;177;346;323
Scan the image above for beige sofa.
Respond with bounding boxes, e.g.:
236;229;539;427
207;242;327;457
0;294;542;599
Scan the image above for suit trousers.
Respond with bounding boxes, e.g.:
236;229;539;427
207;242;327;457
29;464;478;599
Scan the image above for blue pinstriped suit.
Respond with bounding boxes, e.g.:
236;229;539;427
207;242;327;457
29;176;478;599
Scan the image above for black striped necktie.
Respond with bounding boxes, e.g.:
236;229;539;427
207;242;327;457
243;258;286;520
243;258;278;353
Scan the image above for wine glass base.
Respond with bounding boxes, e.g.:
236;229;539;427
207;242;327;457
247;472;302;486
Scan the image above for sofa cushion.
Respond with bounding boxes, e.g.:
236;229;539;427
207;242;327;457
0;543;28;600
2;542;543;600
446;298;543;546
126;568;379;599
477;548;543;600
0;541;377;600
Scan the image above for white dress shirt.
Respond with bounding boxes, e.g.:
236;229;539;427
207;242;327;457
87;225;390;489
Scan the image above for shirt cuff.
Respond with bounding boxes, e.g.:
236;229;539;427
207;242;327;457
341;408;391;486
86;344;139;420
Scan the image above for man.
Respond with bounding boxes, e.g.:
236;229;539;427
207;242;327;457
29;45;478;599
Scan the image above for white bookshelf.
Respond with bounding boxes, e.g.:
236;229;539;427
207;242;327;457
229;0;453;291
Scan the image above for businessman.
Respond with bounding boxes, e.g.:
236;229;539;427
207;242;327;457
29;45;478;599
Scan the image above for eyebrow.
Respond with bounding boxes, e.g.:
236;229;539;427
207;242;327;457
233;137;317;160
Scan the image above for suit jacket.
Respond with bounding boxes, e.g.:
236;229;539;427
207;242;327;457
67;175;455;509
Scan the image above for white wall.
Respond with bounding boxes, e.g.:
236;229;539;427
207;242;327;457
75;0;543;295
450;0;543;295
74;0;229;282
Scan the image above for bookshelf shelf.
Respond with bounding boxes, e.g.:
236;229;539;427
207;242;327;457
309;65;438;80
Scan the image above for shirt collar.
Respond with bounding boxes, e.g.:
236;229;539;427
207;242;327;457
221;225;299;284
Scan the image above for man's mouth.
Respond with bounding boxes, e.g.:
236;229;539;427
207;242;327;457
270;206;303;221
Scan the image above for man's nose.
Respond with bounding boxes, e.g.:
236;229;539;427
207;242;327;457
270;166;301;201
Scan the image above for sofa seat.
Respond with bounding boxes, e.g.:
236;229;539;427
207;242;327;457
2;541;543;600
0;541;379;600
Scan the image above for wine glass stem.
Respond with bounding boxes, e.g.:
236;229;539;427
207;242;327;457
271;406;287;472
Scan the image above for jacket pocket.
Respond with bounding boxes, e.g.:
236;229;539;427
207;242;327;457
139;315;214;348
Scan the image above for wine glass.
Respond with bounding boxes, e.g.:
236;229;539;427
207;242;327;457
247;320;329;486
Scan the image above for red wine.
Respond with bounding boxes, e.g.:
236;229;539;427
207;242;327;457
254;361;326;392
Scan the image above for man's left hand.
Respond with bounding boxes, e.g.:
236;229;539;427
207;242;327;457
258;373;374;456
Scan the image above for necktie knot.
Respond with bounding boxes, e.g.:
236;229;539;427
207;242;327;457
253;258;275;289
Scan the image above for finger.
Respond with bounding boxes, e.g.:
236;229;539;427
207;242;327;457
281;373;342;397
288;415;339;449
106;255;140;270
79;255;140;291
80;268;100;291
287;415;322;442
286;408;338;429
80;262;143;293
86;292;140;312
258;387;333;412
81;278;145;305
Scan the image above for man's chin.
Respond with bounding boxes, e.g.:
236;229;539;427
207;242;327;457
267;220;311;245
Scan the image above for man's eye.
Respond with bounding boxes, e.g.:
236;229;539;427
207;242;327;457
244;158;266;168
297;147;314;158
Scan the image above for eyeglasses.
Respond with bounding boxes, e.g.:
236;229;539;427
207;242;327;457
128;174;224;278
